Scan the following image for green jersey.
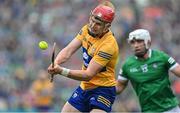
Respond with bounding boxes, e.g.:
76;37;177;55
118;49;179;112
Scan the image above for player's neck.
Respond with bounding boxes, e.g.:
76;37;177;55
137;49;151;60
143;52;149;59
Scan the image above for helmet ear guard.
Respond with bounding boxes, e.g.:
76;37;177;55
128;29;151;49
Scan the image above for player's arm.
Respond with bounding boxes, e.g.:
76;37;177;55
161;51;180;78
48;59;103;81
163;52;180;77
48;43;114;81
116;79;128;95
171;63;180;77
54;38;81;65
66;59;103;81
116;69;128;94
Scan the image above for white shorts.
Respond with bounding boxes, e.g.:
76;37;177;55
163;106;180;113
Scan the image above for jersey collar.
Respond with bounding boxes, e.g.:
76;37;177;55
148;49;152;58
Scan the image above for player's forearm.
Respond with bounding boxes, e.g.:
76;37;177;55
116;80;127;95
172;64;180;77
48;64;95;81
55;48;72;64
57;68;94;81
66;69;93;81
55;38;81;65
116;85;125;95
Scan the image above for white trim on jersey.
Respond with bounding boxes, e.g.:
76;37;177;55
163;106;180;113
169;63;179;71
168;57;175;64
118;75;128;81
148;49;152;58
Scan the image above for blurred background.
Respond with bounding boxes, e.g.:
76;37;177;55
0;0;180;112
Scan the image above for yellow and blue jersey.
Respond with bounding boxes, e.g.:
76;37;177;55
68;25;119;112
75;25;119;90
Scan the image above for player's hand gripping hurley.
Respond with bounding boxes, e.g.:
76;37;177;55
50;42;56;82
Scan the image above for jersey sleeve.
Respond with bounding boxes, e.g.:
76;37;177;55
118;64;128;81
162;51;177;70
93;44;115;67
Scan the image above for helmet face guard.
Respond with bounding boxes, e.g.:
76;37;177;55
128;29;151;49
91;5;115;23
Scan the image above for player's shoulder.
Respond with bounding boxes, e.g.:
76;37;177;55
121;56;135;72
123;55;136;66
102;38;119;54
152;49;168;57
104;30;115;39
103;31;118;46
152;49;164;54
78;24;88;35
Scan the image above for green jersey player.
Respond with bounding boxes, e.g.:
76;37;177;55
116;29;180;112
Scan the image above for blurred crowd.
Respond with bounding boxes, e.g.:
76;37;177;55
0;0;180;112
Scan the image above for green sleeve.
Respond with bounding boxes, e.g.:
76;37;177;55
162;51;177;70
118;63;129;80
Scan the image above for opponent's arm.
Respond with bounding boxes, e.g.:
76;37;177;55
116;79;128;95
48;59;103;81
55;38;82;65
115;68;129;95
171;63;180;77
